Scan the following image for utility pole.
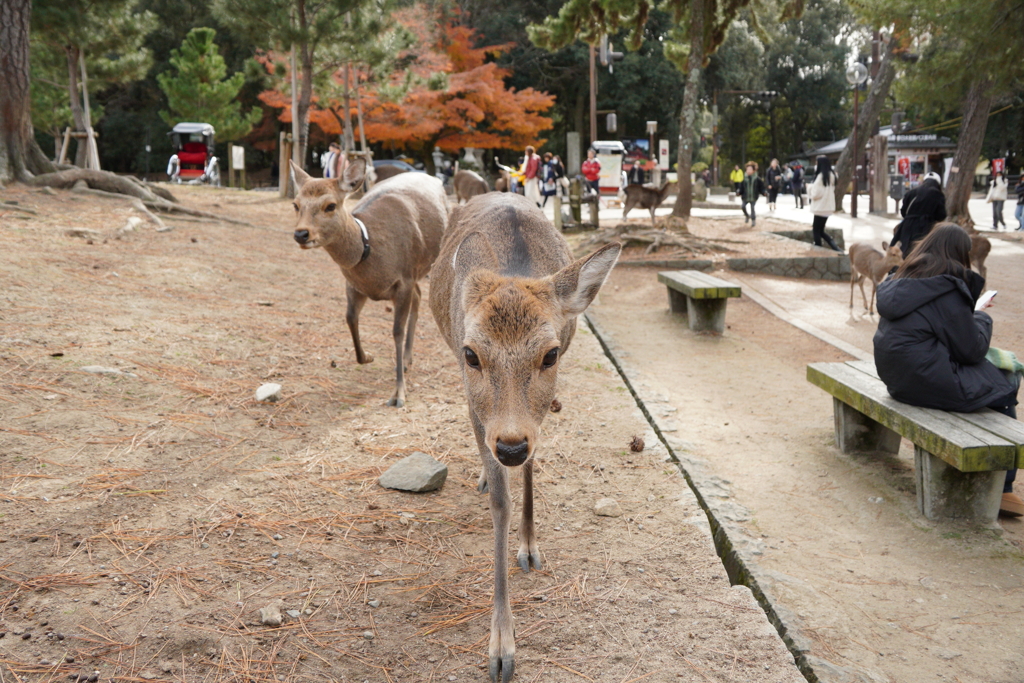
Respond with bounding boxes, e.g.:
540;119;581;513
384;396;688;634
589;45;597;145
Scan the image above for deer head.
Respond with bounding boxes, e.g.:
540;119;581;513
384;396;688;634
880;241;904;274
290;158;366;258
454;237;620;468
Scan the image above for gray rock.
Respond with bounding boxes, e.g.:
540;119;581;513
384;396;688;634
66;227;101;239
258;600;283;626
378;451;448;493
255;383;282;402
362;631;374;640
594;498;622;517
285;610;301;619
367;599;381;608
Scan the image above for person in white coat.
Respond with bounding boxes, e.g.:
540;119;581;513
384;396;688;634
808;155;843;252
987;170;1008;230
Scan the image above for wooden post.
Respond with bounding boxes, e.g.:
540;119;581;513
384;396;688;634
278;131;293;199
78;52;100;171
228;144;235;188
58;128;72;165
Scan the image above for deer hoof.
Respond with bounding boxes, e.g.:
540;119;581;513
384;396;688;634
517;550;542;573
358;353;374;365
477;478;489;494
489;654;514;683
387;396;404;408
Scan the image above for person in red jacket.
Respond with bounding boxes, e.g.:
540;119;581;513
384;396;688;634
523;145;541;207
581;148;601;195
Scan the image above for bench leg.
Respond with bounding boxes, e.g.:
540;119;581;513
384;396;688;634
832;398;901;454
914;446;1004;523
686;297;727;334
667;287;687;315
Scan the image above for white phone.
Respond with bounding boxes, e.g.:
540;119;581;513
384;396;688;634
976;290;998;311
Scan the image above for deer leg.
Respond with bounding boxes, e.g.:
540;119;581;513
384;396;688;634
386;286;413;408
869;281;878;315
517;458;541;572
486;457;515;683
403;283;421;369
858;277;869;311
472;407;489;493
345;284;374;365
650;205;657;228
849;273;857;308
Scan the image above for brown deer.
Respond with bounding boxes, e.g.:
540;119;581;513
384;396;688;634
429;192;620;683
970;233;991;279
453;169;489;203
849;241;904;314
623;180;678;226
289;158;447;407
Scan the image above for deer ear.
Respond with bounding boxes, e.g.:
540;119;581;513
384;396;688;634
882;241;889;252
290;160;311;189
551;242;621;317
340;157;366;192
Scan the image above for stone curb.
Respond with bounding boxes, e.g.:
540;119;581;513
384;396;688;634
584;312;880;683
727;254;851;281
616;258;713;270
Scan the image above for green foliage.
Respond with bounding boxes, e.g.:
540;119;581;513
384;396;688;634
157;28;261;142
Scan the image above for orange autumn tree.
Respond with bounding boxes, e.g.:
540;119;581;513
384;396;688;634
259;5;555;165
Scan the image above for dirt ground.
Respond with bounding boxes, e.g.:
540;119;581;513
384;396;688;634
0;184;803;683
581;216;844;266
588;261;1024;683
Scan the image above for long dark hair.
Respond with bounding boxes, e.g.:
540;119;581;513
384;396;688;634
815;155;832;186
893;222;972;280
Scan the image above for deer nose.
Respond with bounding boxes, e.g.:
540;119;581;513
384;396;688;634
495;438;529;467
294;229;309;245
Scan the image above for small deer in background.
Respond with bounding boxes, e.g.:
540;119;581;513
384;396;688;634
623;180;678;226
429;192;620;683
849;241;904;314
453;169;489;203
290;159;448;407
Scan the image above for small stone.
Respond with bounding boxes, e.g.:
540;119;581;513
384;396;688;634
378;451;448;493
303;608;312;615
66;227;102;240
594;498;622;517
669;609;678;615
158;661;174;673
272;534;283;541
285;610;301;619
200;543;209;549
22;633;31;640
57;634;65;640
372;569;384;575
139;671;159;680
258;600;284;627
271;552;279;559
368;600;381;608
255;383;283;402
362;631;375;639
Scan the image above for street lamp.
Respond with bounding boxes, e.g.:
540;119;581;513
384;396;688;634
846;63;869;218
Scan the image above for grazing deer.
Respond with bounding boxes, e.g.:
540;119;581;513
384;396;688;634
290;158;447;407
849;241;904;314
970;233;991;280
429;192;620;683
623;181;678;226
453;169;489;203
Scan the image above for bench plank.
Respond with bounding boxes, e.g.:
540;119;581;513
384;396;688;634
658;271;741;299
808;362;1015;472
845;360;1024;468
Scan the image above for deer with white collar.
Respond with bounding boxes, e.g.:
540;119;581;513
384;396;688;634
290;158;447;407
430;192;620;682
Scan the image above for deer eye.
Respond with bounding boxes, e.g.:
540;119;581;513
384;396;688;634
463;347;480;370
542;347;559;369
324;203;337;212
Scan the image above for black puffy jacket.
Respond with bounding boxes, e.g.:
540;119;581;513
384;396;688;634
873;273;1015;412
890;179;947;257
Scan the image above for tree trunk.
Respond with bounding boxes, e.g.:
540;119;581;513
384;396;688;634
1;0;54;183
672;0;704;219
833;38;897;209
342;63;354;153
297;45;313;170
945;77;993;227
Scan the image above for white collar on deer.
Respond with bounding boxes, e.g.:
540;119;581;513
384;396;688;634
353;216;370;263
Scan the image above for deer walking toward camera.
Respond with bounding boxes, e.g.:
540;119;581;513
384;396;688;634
290;158;447;407
429;193;620;683
849;241;904;314
623;181;678;226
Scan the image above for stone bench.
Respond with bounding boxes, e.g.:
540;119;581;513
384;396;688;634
658;270;742;334
807;360;1024;524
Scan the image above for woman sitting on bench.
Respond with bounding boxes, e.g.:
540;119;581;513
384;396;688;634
873;223;1023;517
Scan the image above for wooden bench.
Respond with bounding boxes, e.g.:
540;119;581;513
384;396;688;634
808;360;1024;524
658;270;742;334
